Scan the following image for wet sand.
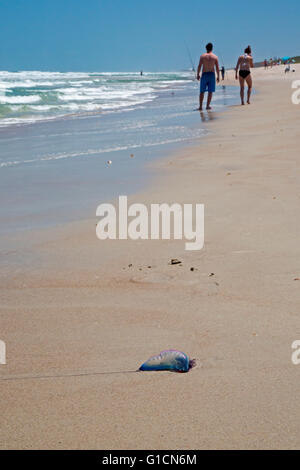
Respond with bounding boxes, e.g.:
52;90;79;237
1;64;300;449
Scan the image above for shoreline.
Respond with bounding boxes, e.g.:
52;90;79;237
1;64;300;449
0;82;238;238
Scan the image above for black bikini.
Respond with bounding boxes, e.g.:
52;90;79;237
239;70;251;79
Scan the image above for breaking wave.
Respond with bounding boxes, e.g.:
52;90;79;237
0;71;193;127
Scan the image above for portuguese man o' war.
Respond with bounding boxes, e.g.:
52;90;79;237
139;350;196;373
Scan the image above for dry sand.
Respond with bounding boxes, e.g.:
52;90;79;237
0;64;300;449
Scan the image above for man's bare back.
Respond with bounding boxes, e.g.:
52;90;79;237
196;43;220;111
199;52;219;73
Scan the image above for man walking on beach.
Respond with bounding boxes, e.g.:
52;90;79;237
197;43;220;111
221;66;225;80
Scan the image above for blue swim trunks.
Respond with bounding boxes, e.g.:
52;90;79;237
200;72;216;93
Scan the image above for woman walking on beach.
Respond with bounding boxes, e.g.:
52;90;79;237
235;46;254;105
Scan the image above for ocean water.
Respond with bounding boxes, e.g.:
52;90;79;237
0;71;192;128
0;71;239;236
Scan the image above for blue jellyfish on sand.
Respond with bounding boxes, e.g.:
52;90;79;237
139;350;196;373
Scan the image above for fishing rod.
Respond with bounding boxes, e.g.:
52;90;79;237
218;48;225;67
185;41;197;79
217;48;228;80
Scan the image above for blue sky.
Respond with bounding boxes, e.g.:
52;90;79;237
0;0;299;71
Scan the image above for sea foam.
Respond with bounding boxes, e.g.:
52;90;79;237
0;71;192;128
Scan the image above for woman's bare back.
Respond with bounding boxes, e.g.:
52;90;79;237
237;54;253;71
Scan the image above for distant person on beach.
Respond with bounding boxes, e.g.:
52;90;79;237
235;45;254;105
197;42;220;111
264;59;268;70
221;66;225;80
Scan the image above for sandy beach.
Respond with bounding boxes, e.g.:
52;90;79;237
1;64;300;449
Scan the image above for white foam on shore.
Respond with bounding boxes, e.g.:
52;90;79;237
0;133;205;169
0;95;41;104
0;71;192;128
